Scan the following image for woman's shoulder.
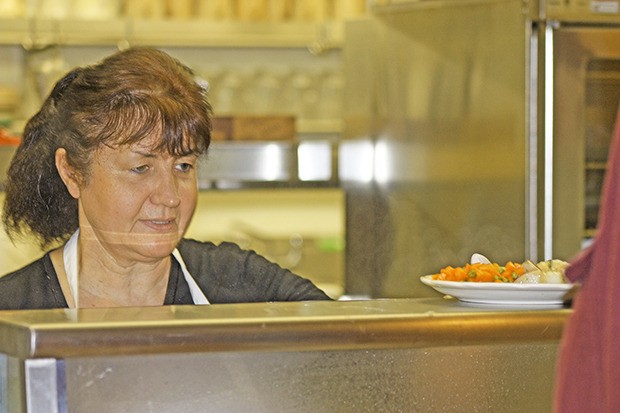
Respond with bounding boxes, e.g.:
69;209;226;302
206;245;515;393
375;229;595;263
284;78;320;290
176;238;331;303
0;253;50;281
178;238;247;250
178;237;234;251
177;238;250;264
0;253;63;310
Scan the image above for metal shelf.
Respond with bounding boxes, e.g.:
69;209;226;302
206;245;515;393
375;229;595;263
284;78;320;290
0;18;343;50
0;18;344;189
198;140;339;189
368;0;517;13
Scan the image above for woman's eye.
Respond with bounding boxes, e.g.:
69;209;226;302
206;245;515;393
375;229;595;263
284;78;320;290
131;165;149;174
176;162;194;173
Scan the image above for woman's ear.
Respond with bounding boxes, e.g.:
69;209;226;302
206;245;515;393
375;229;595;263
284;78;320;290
55;148;81;199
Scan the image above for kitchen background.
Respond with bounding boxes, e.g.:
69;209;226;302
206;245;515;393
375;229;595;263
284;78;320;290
0;0;364;299
1;0;619;300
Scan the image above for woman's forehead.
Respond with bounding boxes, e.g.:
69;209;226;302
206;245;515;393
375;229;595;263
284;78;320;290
105;131;198;153
98;138;198;160
129;134;164;151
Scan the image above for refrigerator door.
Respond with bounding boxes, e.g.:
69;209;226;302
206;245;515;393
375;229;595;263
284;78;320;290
551;27;620;259
342;1;528;297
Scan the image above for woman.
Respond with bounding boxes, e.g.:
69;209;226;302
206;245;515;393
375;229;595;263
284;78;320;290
0;47;330;309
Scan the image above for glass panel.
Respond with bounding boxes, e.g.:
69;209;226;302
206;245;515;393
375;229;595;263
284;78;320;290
584;59;620;235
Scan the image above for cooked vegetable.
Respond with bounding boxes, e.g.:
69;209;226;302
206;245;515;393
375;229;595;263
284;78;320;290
514;259;569;284
432;262;525;283
432;258;569;284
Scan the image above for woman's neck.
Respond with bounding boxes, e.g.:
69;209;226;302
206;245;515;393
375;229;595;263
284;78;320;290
51;237;171;308
77;248;171;307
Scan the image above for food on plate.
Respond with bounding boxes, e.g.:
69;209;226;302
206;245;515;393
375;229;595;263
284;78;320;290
432;259;570;284
432;262;525;283
515;259;569;284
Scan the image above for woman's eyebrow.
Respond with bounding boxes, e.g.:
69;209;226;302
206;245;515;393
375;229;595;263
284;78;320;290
131;149;157;158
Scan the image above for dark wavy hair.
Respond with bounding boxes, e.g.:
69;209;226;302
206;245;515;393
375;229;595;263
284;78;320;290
2;47;213;248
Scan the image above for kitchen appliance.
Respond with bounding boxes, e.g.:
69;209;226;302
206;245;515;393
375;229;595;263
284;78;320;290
341;0;620;298
532;1;620;260
342;0;529;297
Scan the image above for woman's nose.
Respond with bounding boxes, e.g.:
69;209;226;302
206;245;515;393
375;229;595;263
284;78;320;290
151;171;181;208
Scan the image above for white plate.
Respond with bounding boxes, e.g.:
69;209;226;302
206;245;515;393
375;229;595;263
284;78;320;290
420;275;575;306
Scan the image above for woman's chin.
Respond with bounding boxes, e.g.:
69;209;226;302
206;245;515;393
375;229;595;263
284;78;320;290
147;250;177;261
137;239;182;259
98;232;183;261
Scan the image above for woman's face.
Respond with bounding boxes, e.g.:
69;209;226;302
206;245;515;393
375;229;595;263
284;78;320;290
75;136;199;263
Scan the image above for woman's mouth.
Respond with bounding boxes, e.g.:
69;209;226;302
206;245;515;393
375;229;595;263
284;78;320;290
143;219;177;231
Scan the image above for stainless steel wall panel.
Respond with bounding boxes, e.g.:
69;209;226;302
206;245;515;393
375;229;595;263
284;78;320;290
63;343;558;413
343;1;528;297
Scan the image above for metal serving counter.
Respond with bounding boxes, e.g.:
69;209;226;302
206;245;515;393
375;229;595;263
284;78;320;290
0;298;569;412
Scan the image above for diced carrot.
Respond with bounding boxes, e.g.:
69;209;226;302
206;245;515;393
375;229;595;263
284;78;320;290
431;261;525;283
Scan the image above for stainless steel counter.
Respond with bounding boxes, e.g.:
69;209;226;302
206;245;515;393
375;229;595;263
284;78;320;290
0;298;570;413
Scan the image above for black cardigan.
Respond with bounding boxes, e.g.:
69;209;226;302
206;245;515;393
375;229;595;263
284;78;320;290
0;238;331;310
